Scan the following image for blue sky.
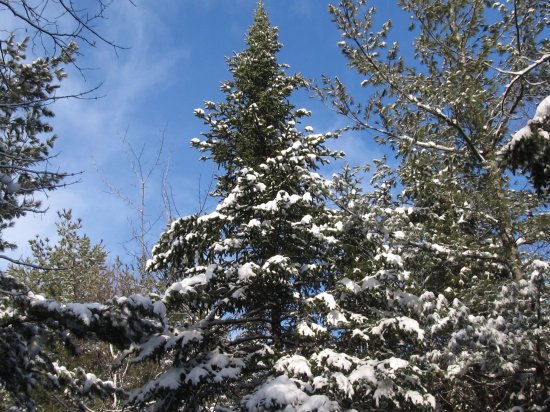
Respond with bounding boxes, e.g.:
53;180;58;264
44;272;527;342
4;0;403;265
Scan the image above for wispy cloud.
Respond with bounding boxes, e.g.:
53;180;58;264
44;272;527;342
4;1;194;262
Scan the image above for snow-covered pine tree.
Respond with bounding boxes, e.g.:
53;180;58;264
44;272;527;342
0;39;164;411
192;3;306;196
143;3;345;409
0;5;165;410
4;211;152;411
501;95;550;195
328;0;549;286
0;270;167;411
140;3;440;411
326;0;550;409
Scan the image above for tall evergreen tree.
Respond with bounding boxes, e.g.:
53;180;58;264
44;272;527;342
139;4;437;410
325;0;550;409
191;2;308;195
327;0;549;287
135;1;550;409
142;3;346;409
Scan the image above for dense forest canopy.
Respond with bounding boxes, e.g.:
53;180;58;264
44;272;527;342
0;0;548;411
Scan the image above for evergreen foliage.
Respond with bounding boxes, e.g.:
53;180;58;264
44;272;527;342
1;1;549;411
133;2;550;410
4;211;125;410
0;2;161;411
9;210;113;302
327;0;549;285
501;96;550;195
324;0;550;409
0;36;76;252
142;3;353;409
1;211;160;411
190;2;309;195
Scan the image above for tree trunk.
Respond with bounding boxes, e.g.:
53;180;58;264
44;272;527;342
488;159;523;281
271;305;282;350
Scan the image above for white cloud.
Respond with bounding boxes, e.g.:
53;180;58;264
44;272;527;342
3;1;195;264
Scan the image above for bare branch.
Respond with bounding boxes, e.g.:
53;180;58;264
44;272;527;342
500;53;550;114
0;0;128;54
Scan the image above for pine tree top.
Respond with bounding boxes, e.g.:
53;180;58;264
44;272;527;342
192;1;309;195
245;1;280;53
